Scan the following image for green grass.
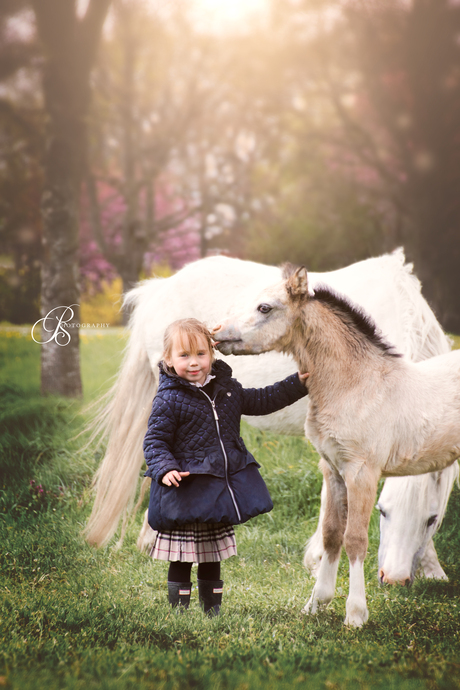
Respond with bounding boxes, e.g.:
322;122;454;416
1;330;460;689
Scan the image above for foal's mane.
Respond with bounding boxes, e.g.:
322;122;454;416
313;284;401;358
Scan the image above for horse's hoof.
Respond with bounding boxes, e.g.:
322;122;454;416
302;597;317;615
302;591;328;616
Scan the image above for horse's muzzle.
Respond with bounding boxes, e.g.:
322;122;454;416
378;568;413;587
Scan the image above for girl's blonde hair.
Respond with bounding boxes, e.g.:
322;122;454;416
163;318;215;375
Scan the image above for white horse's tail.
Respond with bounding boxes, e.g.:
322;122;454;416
83;285;159;547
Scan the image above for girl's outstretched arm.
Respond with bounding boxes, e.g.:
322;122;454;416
240;371;309;417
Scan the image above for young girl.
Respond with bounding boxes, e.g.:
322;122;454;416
143;318;309;615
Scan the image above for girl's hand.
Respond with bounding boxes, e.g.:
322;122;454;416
298;372;310;387
162;470;190;487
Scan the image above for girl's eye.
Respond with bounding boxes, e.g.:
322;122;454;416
257;303;272;314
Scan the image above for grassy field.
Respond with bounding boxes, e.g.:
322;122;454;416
1;328;460;689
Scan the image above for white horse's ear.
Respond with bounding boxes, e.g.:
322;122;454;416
286;266;308;300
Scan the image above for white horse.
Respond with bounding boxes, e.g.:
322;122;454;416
84;250;452;585
214;265;460;626
377;461;459;584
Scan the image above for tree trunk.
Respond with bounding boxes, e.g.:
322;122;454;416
39;47;85;396
33;0;111;397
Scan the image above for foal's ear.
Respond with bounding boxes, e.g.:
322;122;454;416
286;266;308;300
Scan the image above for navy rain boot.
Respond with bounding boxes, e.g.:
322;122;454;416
167;581;192;610
198;579;223;616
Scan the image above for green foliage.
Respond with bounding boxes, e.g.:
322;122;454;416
0;265;41;325
242;424;323;527
245;154;386;272
79;328;128;403
80;279;124;328
1;330;460;689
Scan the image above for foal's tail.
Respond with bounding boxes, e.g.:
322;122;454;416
83;285;159;548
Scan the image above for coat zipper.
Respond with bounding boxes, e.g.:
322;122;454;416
199;390;242;522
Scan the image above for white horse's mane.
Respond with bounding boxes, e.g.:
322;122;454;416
388;248;452;361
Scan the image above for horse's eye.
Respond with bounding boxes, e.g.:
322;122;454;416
427;515;437;527
377;506;387;519
257;304;272;314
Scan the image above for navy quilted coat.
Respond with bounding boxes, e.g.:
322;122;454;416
143;359;308;530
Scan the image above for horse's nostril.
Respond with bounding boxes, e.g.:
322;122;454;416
378;568;385;584
404;578;411;587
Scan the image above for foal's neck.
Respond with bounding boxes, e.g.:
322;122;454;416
291;301;393;390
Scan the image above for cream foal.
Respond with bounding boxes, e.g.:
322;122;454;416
214;265;460;627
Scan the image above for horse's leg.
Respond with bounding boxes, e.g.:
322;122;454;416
343;464;380;627
303;476;327;576
303;460;347;615
419;539;448;580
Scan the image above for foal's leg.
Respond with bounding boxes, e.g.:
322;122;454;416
343;464;380;627
303;460;347;615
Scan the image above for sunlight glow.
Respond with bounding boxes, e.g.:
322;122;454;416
191;0;268;32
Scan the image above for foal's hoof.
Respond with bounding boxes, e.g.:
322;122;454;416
344;603;369;628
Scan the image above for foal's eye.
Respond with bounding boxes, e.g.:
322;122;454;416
427;515;437;527
257;303;272;314
377;506;387;519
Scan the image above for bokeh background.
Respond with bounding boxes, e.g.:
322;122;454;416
2;5;460;688
1;0;459;335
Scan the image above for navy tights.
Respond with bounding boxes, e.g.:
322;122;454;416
168;561;221;583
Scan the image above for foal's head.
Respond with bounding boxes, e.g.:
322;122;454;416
214;264;400;360
214;264;310;356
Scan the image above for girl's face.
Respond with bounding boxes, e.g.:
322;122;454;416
166;333;212;385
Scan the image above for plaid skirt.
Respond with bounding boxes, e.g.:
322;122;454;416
149;523;237;564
